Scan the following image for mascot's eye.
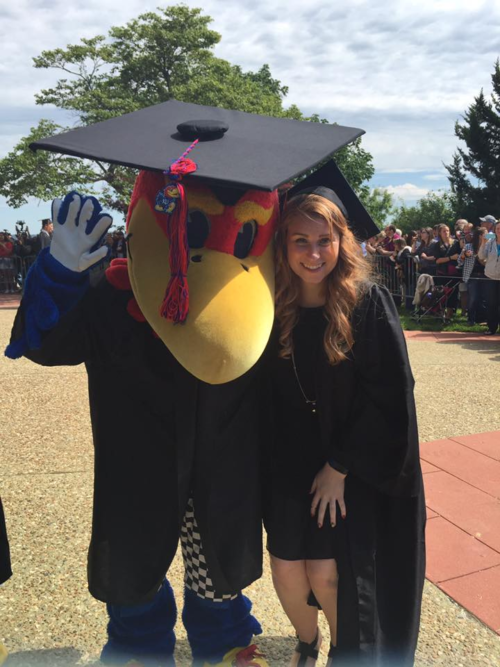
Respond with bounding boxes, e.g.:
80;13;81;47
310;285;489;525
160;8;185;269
234;220;257;259
187;210;211;249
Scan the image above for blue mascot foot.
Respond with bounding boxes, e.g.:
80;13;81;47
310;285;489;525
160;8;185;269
101;579;176;666
182;587;262;665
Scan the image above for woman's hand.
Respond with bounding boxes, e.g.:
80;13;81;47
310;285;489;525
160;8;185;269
310;463;346;528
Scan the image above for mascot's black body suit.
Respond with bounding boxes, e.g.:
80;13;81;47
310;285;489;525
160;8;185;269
6;100;425;666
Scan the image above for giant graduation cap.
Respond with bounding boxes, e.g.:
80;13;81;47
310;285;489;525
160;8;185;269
30;99;378;240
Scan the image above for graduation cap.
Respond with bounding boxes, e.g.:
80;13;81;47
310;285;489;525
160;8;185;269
30;99;376;231
31;100;377;323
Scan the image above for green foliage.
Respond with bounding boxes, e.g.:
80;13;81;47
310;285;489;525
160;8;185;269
445;59;500;220
360;187;396;230
0;4;374;217
0;121;102;207
393;191;458;234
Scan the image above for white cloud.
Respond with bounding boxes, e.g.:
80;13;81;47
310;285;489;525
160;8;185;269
0;0;499;186
380;183;430;201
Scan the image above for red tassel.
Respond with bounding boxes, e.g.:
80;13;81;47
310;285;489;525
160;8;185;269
158;145;198;324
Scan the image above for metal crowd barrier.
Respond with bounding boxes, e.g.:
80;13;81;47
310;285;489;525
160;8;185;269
0;255;37;293
370;255;417;302
370;254;491;311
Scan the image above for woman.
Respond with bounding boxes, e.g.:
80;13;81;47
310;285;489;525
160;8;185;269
430;224;461;321
478;220;500;335
457;227;487;326
264;190;425;666
412;227;436;276
0;232;16;294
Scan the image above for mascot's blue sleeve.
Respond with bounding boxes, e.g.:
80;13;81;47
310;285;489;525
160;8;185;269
4;248;89;360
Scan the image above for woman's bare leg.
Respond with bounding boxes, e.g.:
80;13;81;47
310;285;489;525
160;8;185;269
270;556;321;664
306;559;339;647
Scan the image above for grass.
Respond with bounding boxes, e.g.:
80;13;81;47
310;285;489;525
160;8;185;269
398;307;487;333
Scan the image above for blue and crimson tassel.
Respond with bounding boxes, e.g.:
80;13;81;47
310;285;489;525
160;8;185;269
154;139;199;324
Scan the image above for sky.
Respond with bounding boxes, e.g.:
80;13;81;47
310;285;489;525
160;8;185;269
1;0;499;233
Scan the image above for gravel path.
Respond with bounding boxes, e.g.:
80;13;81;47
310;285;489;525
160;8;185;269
1;310;499;666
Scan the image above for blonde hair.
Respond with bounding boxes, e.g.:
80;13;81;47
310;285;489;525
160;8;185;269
275;193;371;365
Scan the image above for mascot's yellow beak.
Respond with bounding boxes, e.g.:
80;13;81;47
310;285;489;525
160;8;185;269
127;198;275;385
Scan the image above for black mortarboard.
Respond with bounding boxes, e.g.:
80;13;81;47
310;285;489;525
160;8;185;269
30;99;377;239
288;159;379;240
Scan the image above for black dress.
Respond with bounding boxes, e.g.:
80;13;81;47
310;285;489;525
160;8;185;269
265;307;340;561
263;284;426;666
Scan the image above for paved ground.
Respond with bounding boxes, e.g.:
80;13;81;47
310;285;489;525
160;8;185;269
422;432;500;634
1;303;500;665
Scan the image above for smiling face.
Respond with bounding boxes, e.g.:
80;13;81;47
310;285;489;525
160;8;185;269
286;214;340;287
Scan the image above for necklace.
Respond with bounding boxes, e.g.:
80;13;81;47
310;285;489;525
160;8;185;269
291;350;318;414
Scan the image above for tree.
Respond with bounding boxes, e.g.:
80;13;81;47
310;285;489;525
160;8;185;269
0;4;374;217
445;59;500;221
393;191;458;235
361;187;396;230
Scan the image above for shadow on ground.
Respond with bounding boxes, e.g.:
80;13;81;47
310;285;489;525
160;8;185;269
4;637;296;667
5;648;85;666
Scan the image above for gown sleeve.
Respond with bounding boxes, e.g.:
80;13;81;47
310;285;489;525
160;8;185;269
6;249;116;367
336;284;421;497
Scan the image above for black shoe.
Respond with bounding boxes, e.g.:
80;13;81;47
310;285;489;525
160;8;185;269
294;630;320;666
485;330;496;336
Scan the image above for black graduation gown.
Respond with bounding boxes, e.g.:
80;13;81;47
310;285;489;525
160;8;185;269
0;498;12;585
9;279;265;605
266;284;425;666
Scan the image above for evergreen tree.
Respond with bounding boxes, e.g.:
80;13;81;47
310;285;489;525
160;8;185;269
445;59;500;221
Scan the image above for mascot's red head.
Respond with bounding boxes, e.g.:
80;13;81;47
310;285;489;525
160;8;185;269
126;169;278;384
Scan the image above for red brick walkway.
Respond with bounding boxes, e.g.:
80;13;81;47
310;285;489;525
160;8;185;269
422;431;500;634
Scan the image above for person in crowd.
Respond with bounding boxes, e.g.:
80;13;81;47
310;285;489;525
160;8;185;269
265;190;425;666
39;219;53;250
412;227;436;276
112;230;127;258
431;223;461;322
454;219;468;240
0;231;16;293
376;225;400;256
14;231;34;258
458;227;487;326
393;237;414;310
364;236;378;256
479;214;496;235
405;230;418;248
432;224;440;242
478;219;500;335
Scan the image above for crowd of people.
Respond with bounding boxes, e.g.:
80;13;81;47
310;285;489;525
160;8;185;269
363;215;500;335
3;213;500;336
0;220;127;293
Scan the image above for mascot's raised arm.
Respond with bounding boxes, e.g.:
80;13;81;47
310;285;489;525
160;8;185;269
6;100;376;667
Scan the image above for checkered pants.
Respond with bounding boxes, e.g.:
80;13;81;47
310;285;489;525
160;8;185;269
180;498;237;602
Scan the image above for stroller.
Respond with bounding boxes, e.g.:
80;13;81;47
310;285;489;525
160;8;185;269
412;274;459;324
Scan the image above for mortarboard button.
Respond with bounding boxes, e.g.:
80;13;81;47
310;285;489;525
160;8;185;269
176;120;228;141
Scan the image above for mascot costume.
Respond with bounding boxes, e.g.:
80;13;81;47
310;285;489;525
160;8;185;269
6;100;377;666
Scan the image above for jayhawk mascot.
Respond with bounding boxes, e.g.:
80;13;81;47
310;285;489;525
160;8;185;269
7;122;278;667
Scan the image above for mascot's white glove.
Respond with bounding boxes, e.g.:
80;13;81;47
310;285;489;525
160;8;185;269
50;192;113;272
